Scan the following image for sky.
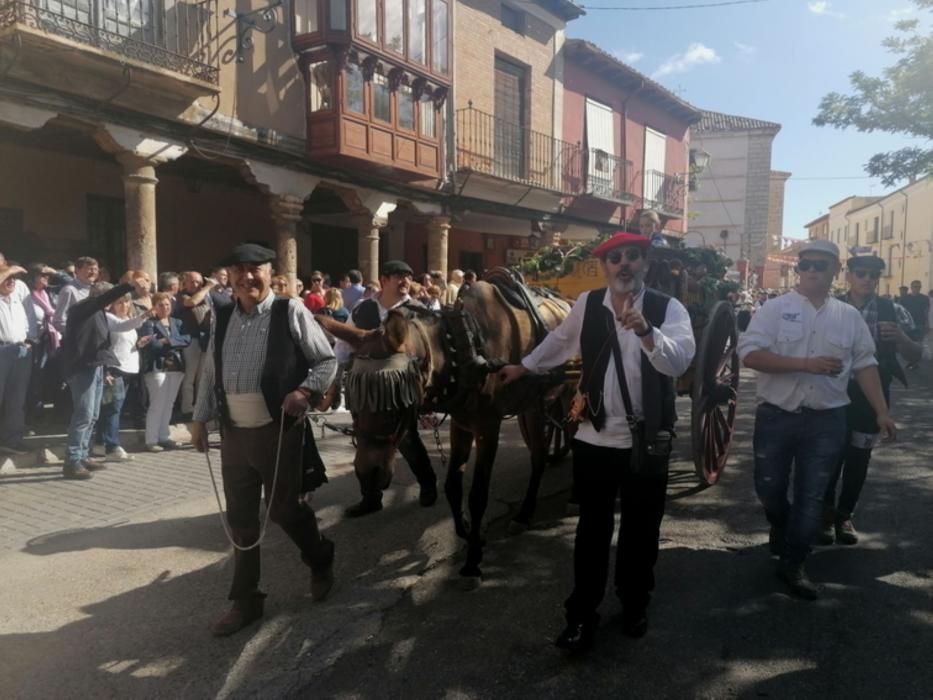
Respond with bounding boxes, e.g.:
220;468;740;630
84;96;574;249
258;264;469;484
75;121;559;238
566;0;928;239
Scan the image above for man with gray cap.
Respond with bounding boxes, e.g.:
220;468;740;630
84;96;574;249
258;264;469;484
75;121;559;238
191;243;337;637
738;240;896;599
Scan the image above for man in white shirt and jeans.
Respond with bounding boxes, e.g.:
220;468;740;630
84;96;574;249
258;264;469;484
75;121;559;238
738;240;896;600
500;233;695;651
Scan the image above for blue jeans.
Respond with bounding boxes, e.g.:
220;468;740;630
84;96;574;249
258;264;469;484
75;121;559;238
66;366;104;465
753;403;846;565
97;374;127;451
0;343;32;445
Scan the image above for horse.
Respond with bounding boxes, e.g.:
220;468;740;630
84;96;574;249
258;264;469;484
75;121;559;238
319;277;573;582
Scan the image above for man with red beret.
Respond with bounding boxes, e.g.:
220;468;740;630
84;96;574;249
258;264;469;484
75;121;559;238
499;232;695;652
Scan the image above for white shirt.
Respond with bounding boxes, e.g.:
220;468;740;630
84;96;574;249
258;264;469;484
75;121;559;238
0;293;30;344
334;294;412;365
738;290;877;412
521;288;696;448
106;313;147;374
13;279;29;303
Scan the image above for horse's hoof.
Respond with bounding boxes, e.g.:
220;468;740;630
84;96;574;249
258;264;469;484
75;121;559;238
507;519;529;536
459;576;482;592
564;501;580;517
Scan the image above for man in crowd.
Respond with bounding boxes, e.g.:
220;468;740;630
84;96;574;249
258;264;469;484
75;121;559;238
0;252;29;302
191;244;337;637
738;240;895;600
61;280;135;479
0;264;35;454
341;269;365;309
822;256;921;545
899;281;929;368
334;260;438;517
499;232;695;651
446;269;463;306
303;271;326;313
53;256;99;333
208;267;234;309
175;271;214;420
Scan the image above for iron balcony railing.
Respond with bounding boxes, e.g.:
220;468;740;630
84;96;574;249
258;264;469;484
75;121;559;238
0;0;220;83
585;148;634;202
643;168;686;217
455;104;583;194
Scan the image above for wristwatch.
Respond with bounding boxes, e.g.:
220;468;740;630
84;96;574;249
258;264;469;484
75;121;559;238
635;322;653;338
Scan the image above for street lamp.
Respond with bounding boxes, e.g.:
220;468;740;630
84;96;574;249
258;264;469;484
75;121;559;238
689;148;711;192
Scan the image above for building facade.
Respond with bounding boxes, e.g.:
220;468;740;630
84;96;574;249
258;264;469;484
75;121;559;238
689;110;783;280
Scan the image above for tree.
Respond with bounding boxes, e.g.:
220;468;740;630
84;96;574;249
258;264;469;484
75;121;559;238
813;0;933;187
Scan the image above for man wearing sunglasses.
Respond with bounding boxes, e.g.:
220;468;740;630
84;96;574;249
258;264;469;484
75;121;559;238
820;256;921;547
499;232;695;651
738;240;896;600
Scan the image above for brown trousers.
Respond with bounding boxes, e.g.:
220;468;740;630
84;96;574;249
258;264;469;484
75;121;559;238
221;421;331;601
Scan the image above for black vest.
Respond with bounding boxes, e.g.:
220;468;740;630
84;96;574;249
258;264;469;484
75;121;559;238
213;298;309;428
580;288;676;441
846;295;906;416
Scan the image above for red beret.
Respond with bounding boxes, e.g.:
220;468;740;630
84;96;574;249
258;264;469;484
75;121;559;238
591;232;651;258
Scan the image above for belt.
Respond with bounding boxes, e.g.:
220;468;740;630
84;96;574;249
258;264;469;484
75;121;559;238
760;402;838;415
0;340;27;347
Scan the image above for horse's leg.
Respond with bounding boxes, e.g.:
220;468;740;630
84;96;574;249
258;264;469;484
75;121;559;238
445;420;473;540
461;419;501;580
512;407;548;533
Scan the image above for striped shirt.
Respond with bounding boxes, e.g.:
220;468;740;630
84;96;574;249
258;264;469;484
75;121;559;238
193;292;336;422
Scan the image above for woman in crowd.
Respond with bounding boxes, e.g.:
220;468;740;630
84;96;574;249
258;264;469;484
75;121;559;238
23;263;61;425
122;269;153;317
138;292;190;452
271;275;292;298
319;288;349;323
96;292;150;460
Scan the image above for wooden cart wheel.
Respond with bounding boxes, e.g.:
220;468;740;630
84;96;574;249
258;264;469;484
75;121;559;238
544;390;575;463
691;301;740;485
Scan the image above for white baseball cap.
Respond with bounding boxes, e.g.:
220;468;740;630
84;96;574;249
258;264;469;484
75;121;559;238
798;240;840;259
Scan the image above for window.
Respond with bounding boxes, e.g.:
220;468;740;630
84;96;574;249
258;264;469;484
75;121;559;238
373;73;391;122
420;95;436;138
356;0;377;41
432;0;449;73
308;61;333;111
385;0;404;53
295;0;319;33
345;63;364;113
869;216;879;243
408;0;425;64
329;0;347;30
398;85;415;130
884;210;895;239
501;4;522;32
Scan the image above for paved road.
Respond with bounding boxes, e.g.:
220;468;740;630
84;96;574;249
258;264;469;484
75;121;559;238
1;370;931;699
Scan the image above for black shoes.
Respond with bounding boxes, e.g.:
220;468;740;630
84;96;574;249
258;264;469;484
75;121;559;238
620;610;648;638
419;482;438;507
63;462;92;480
555;616;599;653
345;498;383;518
835;518;859;545
776;561;820;600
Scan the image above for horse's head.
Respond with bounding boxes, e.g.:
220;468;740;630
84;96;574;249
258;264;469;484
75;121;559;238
325;310;428;474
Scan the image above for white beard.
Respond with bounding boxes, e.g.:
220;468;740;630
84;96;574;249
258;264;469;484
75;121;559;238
609;273;644;295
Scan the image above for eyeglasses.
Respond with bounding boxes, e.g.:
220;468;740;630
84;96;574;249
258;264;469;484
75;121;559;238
852;269;881;280
796;259;831;273
605;249;643;265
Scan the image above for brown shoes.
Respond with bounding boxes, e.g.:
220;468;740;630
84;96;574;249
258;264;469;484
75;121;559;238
63;463;92;480
211;599;265;637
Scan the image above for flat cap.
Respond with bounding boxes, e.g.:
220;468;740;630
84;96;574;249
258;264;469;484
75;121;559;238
591;232;651;259
220;243;276;266
847;255;885;270
798;239;840;259
380;260;414;277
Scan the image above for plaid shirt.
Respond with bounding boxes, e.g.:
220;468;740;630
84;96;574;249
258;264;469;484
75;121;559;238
193;293;336;422
843;294;915;343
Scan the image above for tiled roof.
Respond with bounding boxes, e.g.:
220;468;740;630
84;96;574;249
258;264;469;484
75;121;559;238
694;110;781;133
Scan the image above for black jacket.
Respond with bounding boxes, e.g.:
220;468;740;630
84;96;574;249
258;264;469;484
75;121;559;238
61;283;134;378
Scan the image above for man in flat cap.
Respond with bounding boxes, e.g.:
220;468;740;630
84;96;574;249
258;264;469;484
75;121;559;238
739;240;896;601
820;255;921;546
191;243;338;637
499;232;695;651
333;259;438;517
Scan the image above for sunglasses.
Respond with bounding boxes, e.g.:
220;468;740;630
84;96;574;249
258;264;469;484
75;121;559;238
851;269;881;280
605;249;643;265
796;259;831;273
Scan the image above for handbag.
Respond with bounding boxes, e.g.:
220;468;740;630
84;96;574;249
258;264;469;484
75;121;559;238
607;317;673;475
152;322;186;373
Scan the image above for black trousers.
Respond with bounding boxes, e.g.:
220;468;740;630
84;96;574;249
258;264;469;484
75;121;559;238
356;414;436;503
565;440;669;624
222;422;331;601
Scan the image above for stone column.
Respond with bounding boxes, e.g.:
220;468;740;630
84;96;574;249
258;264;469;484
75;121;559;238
118;154;159;282
426;215;451;278
270;194;304;296
356;217;382;283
